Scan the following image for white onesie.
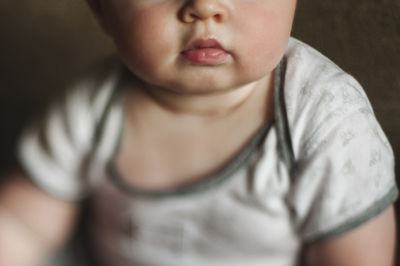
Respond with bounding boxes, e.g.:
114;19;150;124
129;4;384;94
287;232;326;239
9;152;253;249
19;38;398;266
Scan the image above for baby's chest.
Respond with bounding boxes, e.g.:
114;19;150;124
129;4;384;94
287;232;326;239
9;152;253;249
90;177;300;265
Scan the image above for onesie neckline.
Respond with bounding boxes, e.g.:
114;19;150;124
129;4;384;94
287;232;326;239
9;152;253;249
107;120;272;199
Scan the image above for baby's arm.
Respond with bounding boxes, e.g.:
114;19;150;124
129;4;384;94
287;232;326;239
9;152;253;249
303;206;396;266
0;172;78;266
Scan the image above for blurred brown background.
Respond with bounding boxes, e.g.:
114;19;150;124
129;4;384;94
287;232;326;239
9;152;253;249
0;0;399;262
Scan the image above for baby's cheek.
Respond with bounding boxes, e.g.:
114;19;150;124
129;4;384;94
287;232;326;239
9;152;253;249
235;7;291;71
120;13;174;62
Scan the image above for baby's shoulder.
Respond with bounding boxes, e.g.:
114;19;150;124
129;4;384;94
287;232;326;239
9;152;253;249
61;55;123;113
285;38;367;111
282;38;381;156
38;55;125;139
24;55;124;158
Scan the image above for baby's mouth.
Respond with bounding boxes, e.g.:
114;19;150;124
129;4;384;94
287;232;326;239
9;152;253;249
181;38;230;65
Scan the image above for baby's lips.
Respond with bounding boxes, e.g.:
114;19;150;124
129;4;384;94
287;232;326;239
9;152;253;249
182;48;229;65
182;38;227;53
180;38;231;65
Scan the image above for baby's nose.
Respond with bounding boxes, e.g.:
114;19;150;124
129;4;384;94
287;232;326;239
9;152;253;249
180;0;229;23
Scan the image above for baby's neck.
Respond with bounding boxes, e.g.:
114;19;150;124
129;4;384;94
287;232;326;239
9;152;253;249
117;74;275;190
132;75;273;119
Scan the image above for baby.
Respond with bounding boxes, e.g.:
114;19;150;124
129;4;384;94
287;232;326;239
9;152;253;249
0;0;397;265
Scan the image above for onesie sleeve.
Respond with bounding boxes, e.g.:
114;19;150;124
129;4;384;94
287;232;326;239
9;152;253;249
17;87;96;201
17;60;121;201
286;75;398;243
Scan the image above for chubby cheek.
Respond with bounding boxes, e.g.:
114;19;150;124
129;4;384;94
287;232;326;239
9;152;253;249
233;5;294;79
114;9;177;83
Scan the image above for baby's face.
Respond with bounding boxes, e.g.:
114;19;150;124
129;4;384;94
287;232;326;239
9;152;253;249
97;0;296;94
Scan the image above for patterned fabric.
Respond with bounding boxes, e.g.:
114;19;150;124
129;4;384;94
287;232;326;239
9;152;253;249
18;38;397;266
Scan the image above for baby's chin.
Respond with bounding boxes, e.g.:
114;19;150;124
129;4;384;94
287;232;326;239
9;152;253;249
143;74;267;96
127;60;274;96
151;79;252;96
